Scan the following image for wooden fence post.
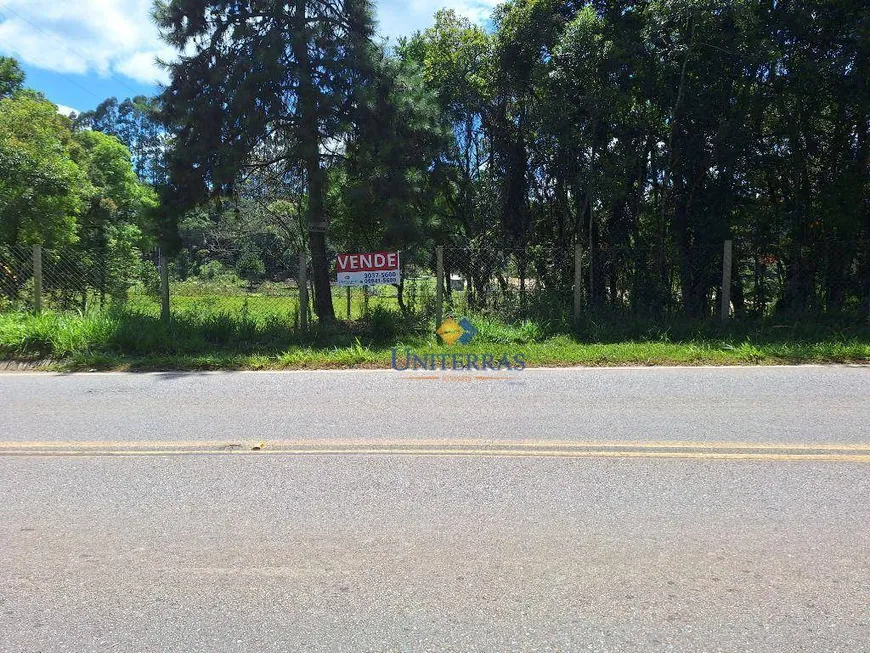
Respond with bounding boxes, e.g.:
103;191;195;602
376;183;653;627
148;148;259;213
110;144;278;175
573;242;583;326
721;239;733;323
299;251;308;331
159;249;170;324
435;245;444;327
32;244;42;314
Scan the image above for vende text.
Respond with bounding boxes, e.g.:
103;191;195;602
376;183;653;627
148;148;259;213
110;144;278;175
337;252;399;273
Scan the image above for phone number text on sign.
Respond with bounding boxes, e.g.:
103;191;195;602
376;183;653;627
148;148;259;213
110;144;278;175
336;252;401;287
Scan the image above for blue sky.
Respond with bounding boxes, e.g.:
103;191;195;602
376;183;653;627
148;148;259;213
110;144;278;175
0;0;498;116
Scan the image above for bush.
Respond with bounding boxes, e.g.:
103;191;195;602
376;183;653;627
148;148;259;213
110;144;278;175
197;260;231;281
137;259;161;296
236;250;266;288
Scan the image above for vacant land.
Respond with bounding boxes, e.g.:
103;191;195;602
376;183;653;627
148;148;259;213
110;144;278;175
1;285;867;371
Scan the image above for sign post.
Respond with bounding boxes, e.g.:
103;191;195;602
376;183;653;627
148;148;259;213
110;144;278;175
721;240;732;323
435;246;444;327
299;251;308;331
32;244;42;314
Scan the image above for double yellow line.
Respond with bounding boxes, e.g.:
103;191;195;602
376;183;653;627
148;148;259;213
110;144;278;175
1;439;869;462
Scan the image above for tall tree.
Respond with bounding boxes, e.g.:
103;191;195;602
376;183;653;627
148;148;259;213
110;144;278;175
0;56;25;99
71;130;157;303
76;96;166;183
0;92;85;246
335;48;450;251
155;0;377;321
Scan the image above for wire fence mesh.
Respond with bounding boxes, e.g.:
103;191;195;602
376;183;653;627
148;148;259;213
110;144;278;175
2;237;868;327
1;243;160;314
731;237;870;319
162;244;436;324
0;244;33;312
441;247;574;324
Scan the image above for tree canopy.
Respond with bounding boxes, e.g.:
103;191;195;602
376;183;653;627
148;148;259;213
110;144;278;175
0;64;157;306
2;0;867;319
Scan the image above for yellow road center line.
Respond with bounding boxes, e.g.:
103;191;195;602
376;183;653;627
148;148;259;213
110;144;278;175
0;440;869;462
2;451;869;462
3;439;870;451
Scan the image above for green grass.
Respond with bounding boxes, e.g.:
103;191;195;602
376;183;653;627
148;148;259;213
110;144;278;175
1;300;868;371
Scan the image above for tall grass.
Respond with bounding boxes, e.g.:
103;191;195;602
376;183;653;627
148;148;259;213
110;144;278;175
1;301;868;369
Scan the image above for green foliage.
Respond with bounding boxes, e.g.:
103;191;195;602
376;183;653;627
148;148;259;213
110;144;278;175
67;129;154;301
0;93;85;246
417;9;492;117
1;306;867;368
75;95;165;183
0;59;158;308
332;45;451;256
235;249;266;288
156;0;379;320
197;260;232;282
0;57;24;99
5;0;866;333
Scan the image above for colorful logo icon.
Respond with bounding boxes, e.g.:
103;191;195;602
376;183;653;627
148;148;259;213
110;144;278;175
436;317;478;346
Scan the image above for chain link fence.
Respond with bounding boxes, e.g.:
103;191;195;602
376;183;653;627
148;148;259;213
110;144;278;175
1;243;157;313
731;237;870;319
161;243;436;325
3;238;868;327
0;245;32;312
441;247;574;324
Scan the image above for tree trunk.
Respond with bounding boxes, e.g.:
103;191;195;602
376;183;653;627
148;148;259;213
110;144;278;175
293;0;335;323
396;257;409;318
396;279;409;318
307;226;334;322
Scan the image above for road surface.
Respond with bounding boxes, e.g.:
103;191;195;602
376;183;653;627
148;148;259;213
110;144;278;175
1;366;868;652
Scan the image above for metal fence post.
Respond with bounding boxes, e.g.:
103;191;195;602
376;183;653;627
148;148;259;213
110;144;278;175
159;249;170;324
299;251;308;331
721;239;733;323
32;244;42;314
573;242;583;326
435;245;444;326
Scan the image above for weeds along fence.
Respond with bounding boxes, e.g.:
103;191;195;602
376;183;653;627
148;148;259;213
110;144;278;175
439;246;575;325
165;246;437;326
0;243;154;314
0;242;438;326
2;238;868;328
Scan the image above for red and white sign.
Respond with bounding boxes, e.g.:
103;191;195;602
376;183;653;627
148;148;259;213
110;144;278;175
336;251;401;286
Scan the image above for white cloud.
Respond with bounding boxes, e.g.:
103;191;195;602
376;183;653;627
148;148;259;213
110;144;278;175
0;0;497;85
55;104;80;117
0;0;167;83
376;0;499;40
115;49;172;85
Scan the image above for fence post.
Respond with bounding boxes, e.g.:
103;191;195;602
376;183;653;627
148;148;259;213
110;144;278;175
721;239;733;323
32;244;42;314
159;249;170;324
435;245;444;327
573;242;583;326
299;251;308;331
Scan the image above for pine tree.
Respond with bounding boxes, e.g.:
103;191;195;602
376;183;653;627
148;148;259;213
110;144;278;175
155;0;377;321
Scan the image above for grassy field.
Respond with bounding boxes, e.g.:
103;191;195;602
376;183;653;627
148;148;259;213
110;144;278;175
1;286;868;370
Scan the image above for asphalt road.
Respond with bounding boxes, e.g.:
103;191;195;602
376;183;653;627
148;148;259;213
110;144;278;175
1;366;869;652
1;365;869;443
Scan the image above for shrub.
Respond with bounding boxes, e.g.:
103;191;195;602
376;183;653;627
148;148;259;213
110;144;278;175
236;251;266;288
